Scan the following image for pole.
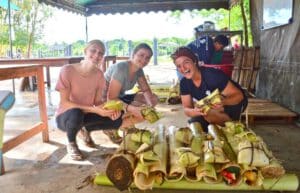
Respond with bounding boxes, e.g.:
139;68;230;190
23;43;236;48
8;0;15;93
85;14;88;43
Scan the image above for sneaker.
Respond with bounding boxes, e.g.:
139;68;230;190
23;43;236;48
79;127;96;148
103;129;122;144
67;142;84;161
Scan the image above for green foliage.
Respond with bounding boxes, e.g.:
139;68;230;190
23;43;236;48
0;0;53;57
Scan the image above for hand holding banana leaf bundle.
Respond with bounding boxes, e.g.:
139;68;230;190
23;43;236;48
103;100;124;111
195;89;222;114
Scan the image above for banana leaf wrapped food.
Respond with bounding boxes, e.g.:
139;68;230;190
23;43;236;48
177;147;201;168
259;139;285;178
175;127;193;145
103;100;124;111
238;140;270;167
195;89;222;113
118;133;141;154
141;107;161;123
130;129;152;145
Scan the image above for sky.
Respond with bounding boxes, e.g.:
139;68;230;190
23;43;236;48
42;8;205;44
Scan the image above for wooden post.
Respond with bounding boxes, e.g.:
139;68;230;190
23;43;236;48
153;38;158;65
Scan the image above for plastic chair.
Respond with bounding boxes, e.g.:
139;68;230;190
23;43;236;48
0;90;15;175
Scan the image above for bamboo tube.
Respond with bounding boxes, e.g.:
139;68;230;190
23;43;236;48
118;133;140;154
133;161;154;190
148;124;168;185
94;173;299;191
196;163;222;183
165;126;186;182
208;125;244;186
134;124;167;189
105;130;143;190
208;125;237;162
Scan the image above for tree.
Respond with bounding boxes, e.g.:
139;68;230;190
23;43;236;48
14;0;52;58
0;0;52;58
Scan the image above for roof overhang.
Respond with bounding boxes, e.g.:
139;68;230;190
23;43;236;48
38;0;232;16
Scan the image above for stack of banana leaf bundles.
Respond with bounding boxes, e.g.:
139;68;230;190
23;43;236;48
94;122;299;191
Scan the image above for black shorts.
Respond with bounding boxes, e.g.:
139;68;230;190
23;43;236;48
119;94;136;104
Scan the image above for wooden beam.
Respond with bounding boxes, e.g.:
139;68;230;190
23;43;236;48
2;122;45;153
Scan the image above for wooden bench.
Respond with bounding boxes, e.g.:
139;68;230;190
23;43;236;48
0;64;49;175
242;98;298;124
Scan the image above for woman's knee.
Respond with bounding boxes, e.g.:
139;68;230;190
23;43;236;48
57;108;84;130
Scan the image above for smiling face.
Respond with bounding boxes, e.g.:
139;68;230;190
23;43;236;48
132;48;152;69
84;40;105;66
175;56;198;79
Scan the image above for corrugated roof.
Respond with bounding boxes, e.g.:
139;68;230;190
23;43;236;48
38;0;231;16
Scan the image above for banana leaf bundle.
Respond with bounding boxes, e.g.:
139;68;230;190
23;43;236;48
103;100;123;111
195;89;222;113
118;133;141;154
141;107;161;123
259;139;286;178
175;127;193;145
131;129;152;145
177;147;201;168
238;140;270;167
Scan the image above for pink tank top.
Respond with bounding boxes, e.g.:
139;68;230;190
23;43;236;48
55;64;105;116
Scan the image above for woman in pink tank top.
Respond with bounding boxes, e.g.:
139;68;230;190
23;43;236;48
55;40;129;160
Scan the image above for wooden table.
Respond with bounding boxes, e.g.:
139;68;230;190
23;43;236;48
0;57;83;88
0;64;49;174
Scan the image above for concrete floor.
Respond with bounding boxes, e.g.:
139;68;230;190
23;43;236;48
0;64;299;193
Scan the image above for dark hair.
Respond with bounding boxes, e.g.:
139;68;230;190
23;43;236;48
214;35;229;47
171;46;198;64
132;43;153;57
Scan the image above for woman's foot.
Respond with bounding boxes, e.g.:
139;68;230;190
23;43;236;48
79;127;96;148
67;142;84;161
103;129;122;144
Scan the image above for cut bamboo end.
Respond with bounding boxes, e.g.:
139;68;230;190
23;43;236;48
105;154;135;191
